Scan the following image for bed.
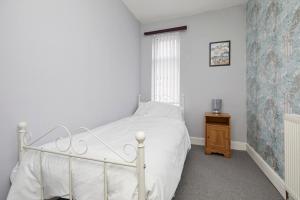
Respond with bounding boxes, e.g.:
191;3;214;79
7;96;191;200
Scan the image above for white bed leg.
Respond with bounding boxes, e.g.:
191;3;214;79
17;122;27;163
136;131;146;200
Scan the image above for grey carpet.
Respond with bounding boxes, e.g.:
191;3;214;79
173;145;283;200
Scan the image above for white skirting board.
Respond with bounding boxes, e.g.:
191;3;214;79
190;137;247;151
246;144;286;199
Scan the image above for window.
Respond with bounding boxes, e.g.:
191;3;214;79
151;32;180;105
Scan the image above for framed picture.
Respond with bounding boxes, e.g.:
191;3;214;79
209;41;231;67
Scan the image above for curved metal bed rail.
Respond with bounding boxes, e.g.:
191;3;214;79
19;124;137;163
24;124;73;152
73;127;137;163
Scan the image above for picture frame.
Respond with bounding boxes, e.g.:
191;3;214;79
209;40;231;67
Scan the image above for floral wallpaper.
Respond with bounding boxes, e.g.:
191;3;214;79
247;0;300;178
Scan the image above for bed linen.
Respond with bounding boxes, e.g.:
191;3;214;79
7;113;190;200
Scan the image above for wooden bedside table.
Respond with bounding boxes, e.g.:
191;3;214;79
205;112;231;158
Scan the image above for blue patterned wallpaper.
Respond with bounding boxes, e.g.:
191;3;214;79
247;0;300;178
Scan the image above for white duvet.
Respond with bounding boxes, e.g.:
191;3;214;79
7;115;191;200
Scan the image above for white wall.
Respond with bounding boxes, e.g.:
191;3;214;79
0;0;140;198
140;6;247;142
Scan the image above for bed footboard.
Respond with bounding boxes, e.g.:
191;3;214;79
17;122;146;200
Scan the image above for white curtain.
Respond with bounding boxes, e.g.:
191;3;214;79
151;32;180;105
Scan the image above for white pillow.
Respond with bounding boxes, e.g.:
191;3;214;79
134;101;183;121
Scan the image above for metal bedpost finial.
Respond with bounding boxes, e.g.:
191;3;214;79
136;131;145;145
18;122;27;132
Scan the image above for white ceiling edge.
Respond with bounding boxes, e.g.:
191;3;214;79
142;4;247;25
121;0;248;24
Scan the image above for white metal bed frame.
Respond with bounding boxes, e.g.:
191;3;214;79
16;94;184;200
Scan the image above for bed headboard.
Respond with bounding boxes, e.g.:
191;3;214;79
138;94;185;117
